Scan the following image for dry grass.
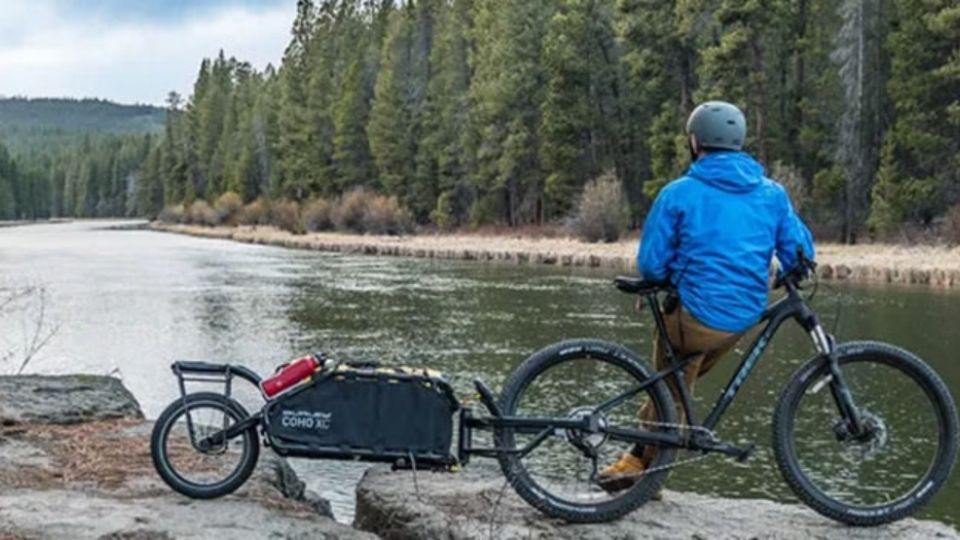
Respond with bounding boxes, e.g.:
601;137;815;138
0;419;150;490
154;222;960;288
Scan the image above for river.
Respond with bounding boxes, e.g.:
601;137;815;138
0;220;957;525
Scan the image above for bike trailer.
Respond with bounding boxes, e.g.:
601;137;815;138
263;362;460;467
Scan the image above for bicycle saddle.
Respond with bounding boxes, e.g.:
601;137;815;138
613;276;671;294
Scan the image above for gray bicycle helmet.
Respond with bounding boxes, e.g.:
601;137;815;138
686;101;746;151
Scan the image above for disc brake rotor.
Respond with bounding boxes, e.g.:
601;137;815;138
839;409;888;460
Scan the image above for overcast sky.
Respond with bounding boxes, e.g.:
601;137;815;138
0;0;295;106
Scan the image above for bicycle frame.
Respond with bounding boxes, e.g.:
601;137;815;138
459;280;860;464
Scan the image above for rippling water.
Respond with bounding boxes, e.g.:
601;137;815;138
0;221;957;525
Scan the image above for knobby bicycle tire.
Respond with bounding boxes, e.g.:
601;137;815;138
151;392;260;499
495;338;678;523
773;341;958;526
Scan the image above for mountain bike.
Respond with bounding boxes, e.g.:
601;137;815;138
475;254;958;524
151;253;958;525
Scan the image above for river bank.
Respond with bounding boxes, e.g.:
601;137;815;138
154;222;960;288
0;218;72;228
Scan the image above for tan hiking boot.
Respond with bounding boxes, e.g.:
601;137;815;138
597;453;645;492
596;453;665;500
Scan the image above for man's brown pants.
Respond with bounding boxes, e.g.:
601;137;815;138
634;304;741;463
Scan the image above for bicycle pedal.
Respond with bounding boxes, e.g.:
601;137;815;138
736;443;756;463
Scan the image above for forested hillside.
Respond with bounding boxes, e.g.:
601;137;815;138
1;0;958;242
0;98;162;219
0;98;164;133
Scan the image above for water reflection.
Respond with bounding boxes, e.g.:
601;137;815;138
0;221;956;525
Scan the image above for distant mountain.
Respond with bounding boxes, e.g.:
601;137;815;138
0;97;165;134
0;97;165;156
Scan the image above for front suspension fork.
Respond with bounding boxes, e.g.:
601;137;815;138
809;322;864;437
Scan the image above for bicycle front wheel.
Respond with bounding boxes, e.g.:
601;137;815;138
496;339;678;523
773;341;958;525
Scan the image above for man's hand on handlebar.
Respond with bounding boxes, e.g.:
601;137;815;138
774;248;817;290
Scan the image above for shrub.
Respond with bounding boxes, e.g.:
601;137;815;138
269;199;304;234
574;173;629;243
332;188;375;232
363;195;413;235
157;204;185;224
945;204;960;245
214;191;244;226
185;200;218;227
302;198;335;232
431;191;455;231
240;197;271;226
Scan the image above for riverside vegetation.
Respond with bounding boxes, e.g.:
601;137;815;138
0;1;958;244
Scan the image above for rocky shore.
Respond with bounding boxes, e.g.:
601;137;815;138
0;375;371;540
153;223;960;288
354;466;958;540
2;375;956;539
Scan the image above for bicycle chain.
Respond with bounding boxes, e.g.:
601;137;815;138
613;419;720;477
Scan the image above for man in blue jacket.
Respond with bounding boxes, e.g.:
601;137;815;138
599;101;815;491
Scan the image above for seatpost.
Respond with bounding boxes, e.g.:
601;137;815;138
647;292;679;363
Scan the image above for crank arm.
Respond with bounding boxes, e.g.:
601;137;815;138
691;437;755;462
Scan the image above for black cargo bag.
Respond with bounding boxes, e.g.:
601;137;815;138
264;363;459;465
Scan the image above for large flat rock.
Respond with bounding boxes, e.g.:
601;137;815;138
0;487;374;540
0;375;143;425
354;466;959;540
0;421;370;540
0;374;369;539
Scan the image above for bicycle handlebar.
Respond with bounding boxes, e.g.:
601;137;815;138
773;248;817;291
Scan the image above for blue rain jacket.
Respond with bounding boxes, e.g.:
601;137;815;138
637;151;815;333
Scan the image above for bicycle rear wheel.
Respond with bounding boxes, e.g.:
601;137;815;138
773;341;958;525
496;339;678;523
151;392;260;499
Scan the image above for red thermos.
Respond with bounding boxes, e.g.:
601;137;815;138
260;355;321;398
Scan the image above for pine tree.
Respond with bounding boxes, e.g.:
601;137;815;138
333;1;393;191
0;143;16;219
618;0;700;204
275;0;317;200
369;7;417;203
419;0;474;228
469;0;552;225
540;0;595;218
869;0;960;232
831;0;885;242
697;0;771;161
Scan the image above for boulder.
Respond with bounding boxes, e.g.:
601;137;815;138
0;375;368;539
0;423;367;539
354;466;959;540
0;375;143;425
0;486;374;540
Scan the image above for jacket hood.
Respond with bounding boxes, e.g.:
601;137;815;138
687;151;764;193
